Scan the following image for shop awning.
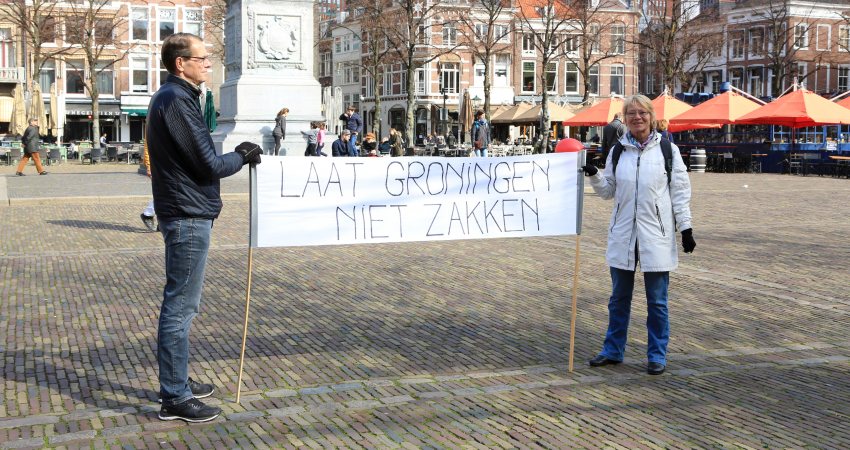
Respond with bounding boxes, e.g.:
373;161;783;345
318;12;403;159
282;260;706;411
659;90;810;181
123;108;147;117
0;96;13;122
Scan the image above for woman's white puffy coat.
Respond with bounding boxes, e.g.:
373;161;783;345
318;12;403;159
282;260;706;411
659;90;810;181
589;133;692;272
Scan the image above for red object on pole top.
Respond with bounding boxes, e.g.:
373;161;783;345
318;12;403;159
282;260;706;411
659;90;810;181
555;138;584;153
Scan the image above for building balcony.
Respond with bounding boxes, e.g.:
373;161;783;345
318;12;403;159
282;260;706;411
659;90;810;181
0;67;25;83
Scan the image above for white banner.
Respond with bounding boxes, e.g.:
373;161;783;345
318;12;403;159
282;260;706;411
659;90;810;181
253;154;581;248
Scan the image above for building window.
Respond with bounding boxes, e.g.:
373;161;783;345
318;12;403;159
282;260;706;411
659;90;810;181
417;25;428;45
65;17;85;45
185;9;203;37
66;60;85;94
415;68;426;94
39;60;55;93
442;23;456;46
794;23;808;49
838;66;850;91
383;64;406;95
41;17;56;43
494;54;509;87
364;73;374;97
610;25;625;54
589;24;600;53
522;61;535;93
334;36;341;53
131;57;149;93
563;34;579;54
840;26;850;52
748;28;764;56
319;52;331;77
546;62;557;93
475;24;488;40
645;70;655;94
589;64;599;95
132;8;149;40
94;19;112;44
159;59;168;88
610;64;624;95
96;61;113;96
495;25;509;43
729;68;743;90
748;67;762;98
796;62;808;84
565;62;578;93
439;62;458;94
474;58;484;87
159;8;176;41
522;34;535;54
729;32;744;59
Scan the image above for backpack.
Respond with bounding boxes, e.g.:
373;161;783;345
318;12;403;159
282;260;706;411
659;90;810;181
611;138;674;185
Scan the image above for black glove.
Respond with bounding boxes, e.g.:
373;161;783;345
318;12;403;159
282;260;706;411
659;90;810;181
681;228;696;253
235;141;262;165
582;163;598;176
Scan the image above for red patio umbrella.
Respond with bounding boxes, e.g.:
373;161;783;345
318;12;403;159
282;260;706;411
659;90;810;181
669;91;763;129
562;97;624;126
736;88;850;128
652;94;721;132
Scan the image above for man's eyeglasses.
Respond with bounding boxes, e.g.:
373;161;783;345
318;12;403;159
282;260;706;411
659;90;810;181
182;55;210;63
625;111;650;118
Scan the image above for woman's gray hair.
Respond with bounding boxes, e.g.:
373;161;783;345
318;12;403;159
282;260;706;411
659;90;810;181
622;94;657;131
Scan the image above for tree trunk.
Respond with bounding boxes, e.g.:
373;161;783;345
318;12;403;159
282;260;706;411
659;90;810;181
405;55;416;153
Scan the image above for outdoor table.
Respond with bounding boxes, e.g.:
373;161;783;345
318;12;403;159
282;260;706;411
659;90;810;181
750;154;767;173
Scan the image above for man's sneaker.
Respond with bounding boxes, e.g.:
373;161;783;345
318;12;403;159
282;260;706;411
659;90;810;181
39;171;48;175
158;397;221;423
157;377;215;403
15;172;24;176
140;214;156;231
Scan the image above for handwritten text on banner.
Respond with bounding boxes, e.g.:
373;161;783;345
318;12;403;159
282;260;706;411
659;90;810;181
254;154;580;248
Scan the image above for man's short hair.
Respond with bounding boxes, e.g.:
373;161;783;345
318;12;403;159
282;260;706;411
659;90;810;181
28;118;37;124
341;129;351;135
347;106;356;111
162;33;202;74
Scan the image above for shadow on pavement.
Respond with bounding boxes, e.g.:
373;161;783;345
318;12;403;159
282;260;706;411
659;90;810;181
47;219;150;233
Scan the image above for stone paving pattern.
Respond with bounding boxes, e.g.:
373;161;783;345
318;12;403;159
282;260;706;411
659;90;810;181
1;162;849;449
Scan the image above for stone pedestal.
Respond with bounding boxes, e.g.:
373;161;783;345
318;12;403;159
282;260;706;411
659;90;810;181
213;0;323;156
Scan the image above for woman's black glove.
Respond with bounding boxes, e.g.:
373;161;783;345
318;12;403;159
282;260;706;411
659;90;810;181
582;163;598;176
235;142;262;165
681;228;696;253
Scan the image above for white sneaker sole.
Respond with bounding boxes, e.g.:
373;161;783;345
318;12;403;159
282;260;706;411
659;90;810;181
157;412;220;423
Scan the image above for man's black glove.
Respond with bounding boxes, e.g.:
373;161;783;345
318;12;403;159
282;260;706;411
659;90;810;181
582;163;598;176
681;228;696;253
235;141;262;165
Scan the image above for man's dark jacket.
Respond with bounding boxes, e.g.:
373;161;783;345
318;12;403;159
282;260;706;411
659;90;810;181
331;139;348;157
147;75;243;221
340;113;362;134
601;118;627;154
22;125;39;155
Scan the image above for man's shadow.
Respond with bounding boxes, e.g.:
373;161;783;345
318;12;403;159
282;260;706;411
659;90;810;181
47;220;149;233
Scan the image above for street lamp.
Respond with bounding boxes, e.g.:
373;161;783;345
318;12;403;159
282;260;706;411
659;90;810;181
441;87;448;137
472;95;481;110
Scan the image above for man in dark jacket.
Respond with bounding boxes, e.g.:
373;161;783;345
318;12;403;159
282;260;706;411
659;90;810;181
600;113;627;162
15;118;47;176
332;129;351;157
339;105;362;156
147;33;261;423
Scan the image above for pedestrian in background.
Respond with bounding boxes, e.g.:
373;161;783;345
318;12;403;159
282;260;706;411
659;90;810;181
15;118;47;176
339;105;362;156
147;32;261;423
471;110;490;157
140;137;156;231
316;122;328;156
302;121;318;156
582;94;695;376
657;119;674;143
332;129;351;156
601;113;627;163
273;107;288;155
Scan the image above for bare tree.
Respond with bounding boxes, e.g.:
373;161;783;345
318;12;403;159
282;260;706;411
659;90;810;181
636;0;721;93
454;0;513;121
561;0;633;103
383;0;456;148
0;0;69;87
62;0;129;142
199;0;227;61
518;0;572;152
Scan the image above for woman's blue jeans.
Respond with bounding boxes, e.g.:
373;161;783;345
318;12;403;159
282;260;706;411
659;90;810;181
599;267;670;365
157;218;212;406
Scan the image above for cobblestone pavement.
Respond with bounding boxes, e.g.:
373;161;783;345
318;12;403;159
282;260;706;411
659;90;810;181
1;165;849;449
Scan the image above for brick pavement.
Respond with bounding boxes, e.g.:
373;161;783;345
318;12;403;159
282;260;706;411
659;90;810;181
1;167;849;448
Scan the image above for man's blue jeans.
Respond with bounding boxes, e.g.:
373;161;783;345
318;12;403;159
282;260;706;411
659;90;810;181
157;218;212;406
348;132;359;156
599;267;670;365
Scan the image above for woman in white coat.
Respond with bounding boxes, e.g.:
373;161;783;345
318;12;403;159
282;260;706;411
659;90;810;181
582;94;696;375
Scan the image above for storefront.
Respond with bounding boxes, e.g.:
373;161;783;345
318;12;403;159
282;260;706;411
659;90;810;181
122;108;147;142
64;103;121;142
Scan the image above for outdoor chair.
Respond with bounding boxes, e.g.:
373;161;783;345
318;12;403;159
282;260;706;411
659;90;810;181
106;146;118;162
789;153;802;174
83;146;103;164
8;148;22;166
48;147;62;165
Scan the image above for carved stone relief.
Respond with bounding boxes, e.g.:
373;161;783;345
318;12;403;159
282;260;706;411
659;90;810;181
246;8;304;70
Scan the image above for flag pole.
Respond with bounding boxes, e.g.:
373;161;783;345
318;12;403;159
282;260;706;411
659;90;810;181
568;148;586;373
236;163;258;403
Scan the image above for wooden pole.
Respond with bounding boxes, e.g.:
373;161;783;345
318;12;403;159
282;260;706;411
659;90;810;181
568;235;581;372
236;246;254;403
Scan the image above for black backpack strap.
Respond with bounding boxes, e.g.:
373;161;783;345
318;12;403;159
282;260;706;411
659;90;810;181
611;141;625;177
660;138;673;185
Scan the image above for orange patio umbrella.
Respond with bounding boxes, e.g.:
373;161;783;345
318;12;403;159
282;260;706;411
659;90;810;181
562;97;624;126
669;91;763;129
652;94;720;132
735;88;850;128
836;95;850;110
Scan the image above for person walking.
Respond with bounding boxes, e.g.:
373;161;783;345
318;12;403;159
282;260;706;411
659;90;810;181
600;113;627;163
272;107;288;155
147;32;262;423
339;105;362;156
140;137;157;231
301;121;319;156
389;128;403;157
15;118;47;176
316;122;328;156
582;94;695;376
471;110;491;157
332;129;351;156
